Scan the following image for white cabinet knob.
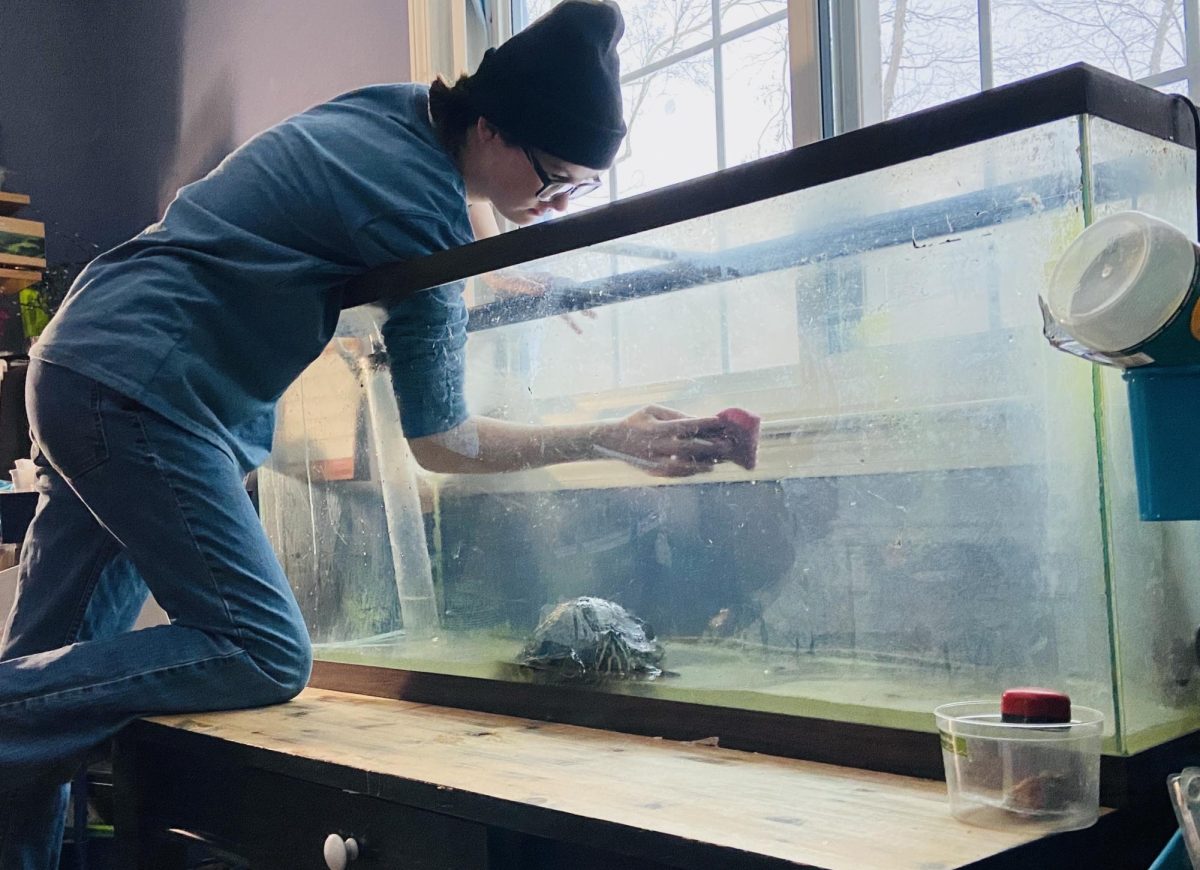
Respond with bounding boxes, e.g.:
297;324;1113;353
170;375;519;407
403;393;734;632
323;833;360;870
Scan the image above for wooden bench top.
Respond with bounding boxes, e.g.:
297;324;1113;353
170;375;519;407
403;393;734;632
145;687;1057;870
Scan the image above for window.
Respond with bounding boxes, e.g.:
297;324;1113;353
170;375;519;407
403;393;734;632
510;1;1200;163
849;0;1196;127
514;1;795;205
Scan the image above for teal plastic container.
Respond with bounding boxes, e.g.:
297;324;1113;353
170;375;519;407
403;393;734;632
1046;211;1200;521
1126;364;1200;521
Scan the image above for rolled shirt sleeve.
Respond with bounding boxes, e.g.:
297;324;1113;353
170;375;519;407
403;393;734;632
354;212;472;439
379;280;469;438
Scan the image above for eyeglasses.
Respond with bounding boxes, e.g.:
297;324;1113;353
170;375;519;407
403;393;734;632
523;147;602;202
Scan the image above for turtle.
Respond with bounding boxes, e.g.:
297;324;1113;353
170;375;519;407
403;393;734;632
518;596;665;680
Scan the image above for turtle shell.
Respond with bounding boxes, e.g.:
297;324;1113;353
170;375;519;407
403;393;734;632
519;596;664;680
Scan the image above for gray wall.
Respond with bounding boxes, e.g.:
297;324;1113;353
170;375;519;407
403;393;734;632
0;0;410;262
0;1;410;629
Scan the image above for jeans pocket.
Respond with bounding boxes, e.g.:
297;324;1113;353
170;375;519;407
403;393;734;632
27;362;111;481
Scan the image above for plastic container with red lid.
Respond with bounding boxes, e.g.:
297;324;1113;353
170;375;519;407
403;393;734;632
934;692;1103;832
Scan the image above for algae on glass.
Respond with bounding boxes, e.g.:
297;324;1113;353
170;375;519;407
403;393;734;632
258;113;1200;757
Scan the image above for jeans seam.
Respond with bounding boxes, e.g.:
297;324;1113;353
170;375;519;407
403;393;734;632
91;380;108;468
133;410;247;648
0;649;248;712
53;379;112;480
60;538;123;648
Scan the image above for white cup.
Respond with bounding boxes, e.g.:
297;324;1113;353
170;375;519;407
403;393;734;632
10;459;36;491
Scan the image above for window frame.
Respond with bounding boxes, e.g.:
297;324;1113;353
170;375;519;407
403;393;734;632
506;1;825;194
503;0;1200;146
830;0;1200;132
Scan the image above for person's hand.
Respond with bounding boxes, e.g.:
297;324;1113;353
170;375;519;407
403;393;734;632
482;270;597;335
595;405;733;477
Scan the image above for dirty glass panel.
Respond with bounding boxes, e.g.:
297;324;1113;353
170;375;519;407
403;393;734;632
260;116;1135;739
1085;117;1199;753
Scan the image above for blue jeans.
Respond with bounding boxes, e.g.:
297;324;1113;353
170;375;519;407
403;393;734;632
0;360;312;870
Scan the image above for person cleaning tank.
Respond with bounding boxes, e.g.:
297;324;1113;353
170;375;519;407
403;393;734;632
0;3;747;867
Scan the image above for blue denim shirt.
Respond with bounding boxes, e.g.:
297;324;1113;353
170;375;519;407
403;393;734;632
34;84;474;469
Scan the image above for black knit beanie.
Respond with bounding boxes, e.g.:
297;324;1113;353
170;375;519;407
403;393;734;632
467;0;626;169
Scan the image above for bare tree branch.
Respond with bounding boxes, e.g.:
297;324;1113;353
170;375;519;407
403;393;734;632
882;0;910;119
1150;0;1179;75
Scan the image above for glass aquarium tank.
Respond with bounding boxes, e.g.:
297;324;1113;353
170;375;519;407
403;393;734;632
258;64;1199;776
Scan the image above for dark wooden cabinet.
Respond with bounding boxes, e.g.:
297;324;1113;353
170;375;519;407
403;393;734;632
115;732;697;870
112;716;689;870
116;747;489;869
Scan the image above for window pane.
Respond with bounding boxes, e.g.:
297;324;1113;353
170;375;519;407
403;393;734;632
993;0;1186;87
720;0;787;33
519;1;715;71
722;17;792;165
877;0;980;120
617;54;718;199
618;0;714;73
518;0;558;25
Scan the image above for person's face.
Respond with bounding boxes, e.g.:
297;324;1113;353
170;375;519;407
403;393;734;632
473;119;602;225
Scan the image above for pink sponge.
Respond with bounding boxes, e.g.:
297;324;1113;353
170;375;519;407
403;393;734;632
714;407;761;470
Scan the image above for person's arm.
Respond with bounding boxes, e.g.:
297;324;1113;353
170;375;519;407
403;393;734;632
409;405;732;477
374;217;727;477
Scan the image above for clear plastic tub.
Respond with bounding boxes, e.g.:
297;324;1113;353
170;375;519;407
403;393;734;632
934;701;1103;832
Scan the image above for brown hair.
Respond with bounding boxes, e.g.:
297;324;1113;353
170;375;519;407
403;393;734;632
428;74;519;158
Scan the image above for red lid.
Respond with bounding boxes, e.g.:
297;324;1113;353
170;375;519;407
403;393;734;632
1001;688;1071;722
